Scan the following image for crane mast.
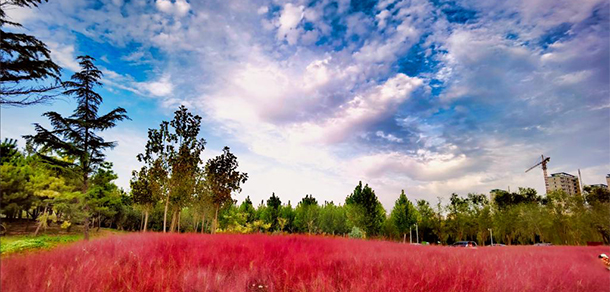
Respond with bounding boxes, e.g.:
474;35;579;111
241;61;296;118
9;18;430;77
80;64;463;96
525;154;551;194
541;155;549;194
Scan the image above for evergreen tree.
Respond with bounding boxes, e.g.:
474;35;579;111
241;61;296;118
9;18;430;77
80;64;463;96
238;196;256;223
24;56;129;240
294;195;319;234
390;190;418;240
266;193;282;231
279;201;296;232
345;182;385;237
0;0;62;106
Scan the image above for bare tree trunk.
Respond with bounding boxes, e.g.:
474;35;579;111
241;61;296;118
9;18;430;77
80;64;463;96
163;193;170;233
143;209;149;232
177;210;181;233
201;212;206;234
97;214;101;232
213;206;219;234
140;212;145;231
34;204;48;236
83;174;90;241
170;210;177;232
83;209;90;240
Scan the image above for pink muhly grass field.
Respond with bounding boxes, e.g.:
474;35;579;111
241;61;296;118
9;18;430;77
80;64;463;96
1;233;608;292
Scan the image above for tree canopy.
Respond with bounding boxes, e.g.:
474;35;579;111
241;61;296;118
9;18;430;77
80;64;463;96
24;56;129;239
0;0;62;106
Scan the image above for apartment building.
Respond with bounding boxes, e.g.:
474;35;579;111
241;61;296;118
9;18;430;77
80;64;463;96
547;172;581;195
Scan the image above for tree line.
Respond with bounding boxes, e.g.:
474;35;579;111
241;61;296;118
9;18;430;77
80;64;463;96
3;127;609;246
1;0;609;245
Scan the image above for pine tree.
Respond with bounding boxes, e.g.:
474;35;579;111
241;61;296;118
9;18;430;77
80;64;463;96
266;192;282;231
0;0;62;106
390;190;418;240
345;182;386;237
24;56;129;240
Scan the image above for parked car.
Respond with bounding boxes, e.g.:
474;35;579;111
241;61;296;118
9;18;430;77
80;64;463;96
452;241;478;247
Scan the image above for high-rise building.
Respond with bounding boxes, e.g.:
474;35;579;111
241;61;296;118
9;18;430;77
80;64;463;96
547;172;581;195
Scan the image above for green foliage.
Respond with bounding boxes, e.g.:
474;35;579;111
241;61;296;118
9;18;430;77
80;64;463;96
130;167;157;208
87;162;120;217
0;234;82;255
0;0;62;106
390;190;418;238
137;105;206;232
279;202;296;232
493;188;541;209
23;56;129;239
318;202;349;235
265;193;282;231
345;182;385;237
25;56;129;191
295;195;320;233
238;196;256;223
0;138;21;164
205;146;248;232
205;146;248;208
349;226;364;239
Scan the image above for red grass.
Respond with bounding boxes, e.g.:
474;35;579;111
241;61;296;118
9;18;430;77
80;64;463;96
1;233;608;292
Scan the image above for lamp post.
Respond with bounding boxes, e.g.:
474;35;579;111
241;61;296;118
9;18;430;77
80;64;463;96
488;228;494;246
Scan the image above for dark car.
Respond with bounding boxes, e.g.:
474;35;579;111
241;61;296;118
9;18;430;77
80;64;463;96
452;241;478;247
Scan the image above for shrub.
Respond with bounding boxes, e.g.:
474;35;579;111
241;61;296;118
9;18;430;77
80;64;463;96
349;226;364;239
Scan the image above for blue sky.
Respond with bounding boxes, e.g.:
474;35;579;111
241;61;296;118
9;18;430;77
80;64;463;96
2;0;609;209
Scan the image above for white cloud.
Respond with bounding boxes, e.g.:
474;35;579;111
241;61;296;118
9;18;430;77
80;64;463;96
155;0;190;17
46;42;80;72
276;3;304;45
139;75;174;97
257;6;268;15
376;131;403;143
4;0;607;208
376;10;391;30
101;128;147;190
121;51;146;63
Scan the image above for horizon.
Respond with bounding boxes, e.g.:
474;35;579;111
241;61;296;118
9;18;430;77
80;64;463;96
2;0;608;210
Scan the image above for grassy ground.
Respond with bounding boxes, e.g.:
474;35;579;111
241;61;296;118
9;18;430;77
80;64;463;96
0;234;83;255
0;229;122;255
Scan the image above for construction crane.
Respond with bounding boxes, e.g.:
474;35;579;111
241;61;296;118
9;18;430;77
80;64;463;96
525;155;551;194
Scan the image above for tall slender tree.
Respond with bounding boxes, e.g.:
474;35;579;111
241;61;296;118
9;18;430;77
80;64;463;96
205;146;248;233
24;56;129;240
0;0;62;106
130;166;158;232
266;192;282;231
137;105;205;232
390;190;418;241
